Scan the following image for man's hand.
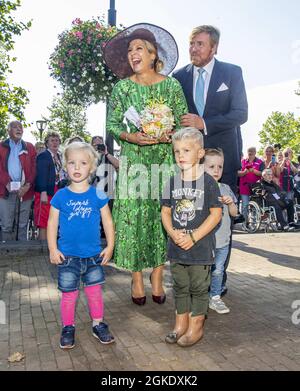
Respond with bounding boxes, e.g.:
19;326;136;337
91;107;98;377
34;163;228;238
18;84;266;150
49;249;65;265
18;183;30;199
180;114;205;130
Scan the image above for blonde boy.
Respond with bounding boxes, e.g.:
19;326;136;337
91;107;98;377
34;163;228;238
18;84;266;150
161;128;222;347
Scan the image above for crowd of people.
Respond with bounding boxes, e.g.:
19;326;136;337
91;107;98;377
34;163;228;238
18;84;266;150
238;145;300;231
0;125;119;242
0;22;299;350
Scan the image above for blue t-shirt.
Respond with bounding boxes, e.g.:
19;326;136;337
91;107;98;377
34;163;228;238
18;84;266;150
50;186;109;257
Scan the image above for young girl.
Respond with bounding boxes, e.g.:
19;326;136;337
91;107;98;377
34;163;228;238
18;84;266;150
47;142;115;349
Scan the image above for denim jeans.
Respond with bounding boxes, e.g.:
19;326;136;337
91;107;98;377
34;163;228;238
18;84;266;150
57;255;105;293
210;245;230;298
241;194;250;220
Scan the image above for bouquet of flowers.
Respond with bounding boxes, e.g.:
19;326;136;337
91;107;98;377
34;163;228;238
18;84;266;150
140;101;175;138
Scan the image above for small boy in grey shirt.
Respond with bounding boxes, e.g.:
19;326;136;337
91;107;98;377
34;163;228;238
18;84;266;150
204;148;238;314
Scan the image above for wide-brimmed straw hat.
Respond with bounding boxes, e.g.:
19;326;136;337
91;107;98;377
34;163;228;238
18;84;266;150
103;23;179;79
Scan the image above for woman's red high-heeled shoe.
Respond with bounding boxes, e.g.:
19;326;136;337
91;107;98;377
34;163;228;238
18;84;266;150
150;273;166;304
131;280;146;306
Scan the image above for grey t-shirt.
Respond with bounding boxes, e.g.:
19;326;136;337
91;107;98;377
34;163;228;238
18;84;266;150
161;172;222;265
216;183;237;249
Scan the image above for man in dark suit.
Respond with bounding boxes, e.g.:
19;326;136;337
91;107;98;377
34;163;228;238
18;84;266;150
173;25;248;193
173;25;248;296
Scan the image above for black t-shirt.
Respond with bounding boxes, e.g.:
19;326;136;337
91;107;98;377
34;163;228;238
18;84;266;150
161;172;222;265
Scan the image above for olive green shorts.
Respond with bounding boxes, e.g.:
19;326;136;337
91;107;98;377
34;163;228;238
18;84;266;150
170;263;211;316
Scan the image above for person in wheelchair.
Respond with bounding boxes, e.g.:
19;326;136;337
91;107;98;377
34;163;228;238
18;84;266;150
260;169;297;231
293;157;300;204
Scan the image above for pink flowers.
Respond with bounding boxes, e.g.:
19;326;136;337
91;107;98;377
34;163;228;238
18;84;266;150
49;17;121;105
75;31;83;40
72;18;83;26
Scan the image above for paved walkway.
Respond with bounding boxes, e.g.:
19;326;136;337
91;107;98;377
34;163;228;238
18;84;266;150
0;232;300;371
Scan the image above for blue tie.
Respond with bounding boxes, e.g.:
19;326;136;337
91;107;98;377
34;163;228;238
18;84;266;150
195;68;205;116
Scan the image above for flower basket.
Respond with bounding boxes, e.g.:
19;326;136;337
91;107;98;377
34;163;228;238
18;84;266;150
49;17;123;106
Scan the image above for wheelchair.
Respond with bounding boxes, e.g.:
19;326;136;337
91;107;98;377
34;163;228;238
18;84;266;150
241;184;280;234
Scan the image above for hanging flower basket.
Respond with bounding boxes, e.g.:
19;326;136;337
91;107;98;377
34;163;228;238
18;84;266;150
49;17;123;106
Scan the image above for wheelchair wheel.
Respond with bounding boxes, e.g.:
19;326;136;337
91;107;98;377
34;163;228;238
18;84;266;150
26;200;39;240
26;217;39;240
294;204;300;223
242;201;261;233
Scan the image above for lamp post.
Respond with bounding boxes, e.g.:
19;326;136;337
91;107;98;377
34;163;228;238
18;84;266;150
108;0;116;26
105;0;117;154
36;120;47;141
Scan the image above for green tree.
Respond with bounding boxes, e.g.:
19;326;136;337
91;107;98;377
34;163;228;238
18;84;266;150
39;92;89;143
0;0;32;139
259;111;300;155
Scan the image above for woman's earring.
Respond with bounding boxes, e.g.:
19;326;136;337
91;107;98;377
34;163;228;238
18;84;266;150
150;60;155;69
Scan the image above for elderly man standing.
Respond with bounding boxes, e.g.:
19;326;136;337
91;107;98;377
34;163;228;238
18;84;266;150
0;121;36;241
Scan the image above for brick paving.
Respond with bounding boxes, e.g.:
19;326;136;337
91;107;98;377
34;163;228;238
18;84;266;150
0;232;300;371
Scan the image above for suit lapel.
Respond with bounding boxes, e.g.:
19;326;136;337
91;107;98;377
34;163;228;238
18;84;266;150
204;59;221;116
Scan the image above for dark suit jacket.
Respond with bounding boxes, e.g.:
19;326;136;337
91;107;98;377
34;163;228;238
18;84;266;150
35;150;56;196
173;59;248;191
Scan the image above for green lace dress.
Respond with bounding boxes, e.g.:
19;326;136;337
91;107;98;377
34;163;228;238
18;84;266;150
107;77;188;272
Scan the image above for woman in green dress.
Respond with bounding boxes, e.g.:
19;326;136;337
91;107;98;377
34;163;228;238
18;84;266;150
104;23;188;305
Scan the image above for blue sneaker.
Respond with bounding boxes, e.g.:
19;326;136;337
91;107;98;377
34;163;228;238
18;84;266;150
60;325;75;349
93;322;115;345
